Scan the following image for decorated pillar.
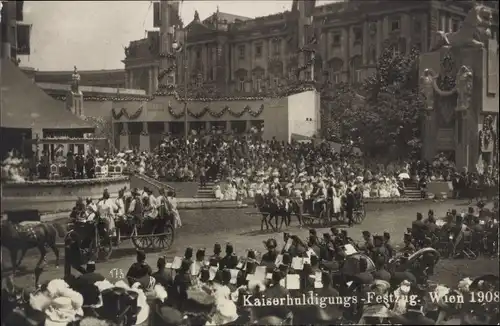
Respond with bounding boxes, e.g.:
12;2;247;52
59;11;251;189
419;68;437;162
140;122;150;152
119;122;130;150
455;65;473;169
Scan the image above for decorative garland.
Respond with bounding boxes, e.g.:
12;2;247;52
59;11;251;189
52;95;152;102
112;107;144;120
168;104;264;119
432;77;456;97
480;115;495;150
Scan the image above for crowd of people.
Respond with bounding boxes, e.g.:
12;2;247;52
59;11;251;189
2;199;498;325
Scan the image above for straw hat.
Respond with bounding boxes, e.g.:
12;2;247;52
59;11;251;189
208;298;239;325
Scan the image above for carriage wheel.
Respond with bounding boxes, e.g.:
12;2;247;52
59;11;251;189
353;207;366;224
152;224;175;250
132;236;153;250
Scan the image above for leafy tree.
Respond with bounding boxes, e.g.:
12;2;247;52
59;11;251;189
325;40;424;159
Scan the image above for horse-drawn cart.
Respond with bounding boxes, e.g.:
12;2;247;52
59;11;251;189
65;212;175;262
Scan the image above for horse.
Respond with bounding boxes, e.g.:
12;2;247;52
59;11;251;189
254;193;277;231
1;219;66;276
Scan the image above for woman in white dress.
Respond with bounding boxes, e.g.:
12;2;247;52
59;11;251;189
214;184;224;200
166;191;182;228
97;189;118;237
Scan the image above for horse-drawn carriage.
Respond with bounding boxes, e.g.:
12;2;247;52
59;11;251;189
65;199;175;262
302;191;366;226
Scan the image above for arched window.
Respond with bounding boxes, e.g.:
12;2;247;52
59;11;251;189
350;55;362;83
327;58;343;84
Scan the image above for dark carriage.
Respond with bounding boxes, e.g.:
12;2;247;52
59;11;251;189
65;200;175;262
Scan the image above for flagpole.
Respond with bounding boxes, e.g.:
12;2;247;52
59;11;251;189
183;28;188;142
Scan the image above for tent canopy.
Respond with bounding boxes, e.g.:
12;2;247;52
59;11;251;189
1;58;94;131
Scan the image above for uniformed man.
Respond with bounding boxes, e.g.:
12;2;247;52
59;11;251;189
401;233;416;254
411;213;426;248
371;253;391;282
261;238;278;266
209;243;222;266
220;243;238;270
382;232;394;259
126;250;153;288
361;231;374;254
127;188;144;223
372;234;388;262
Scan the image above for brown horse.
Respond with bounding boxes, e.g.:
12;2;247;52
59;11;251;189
1;220;66;275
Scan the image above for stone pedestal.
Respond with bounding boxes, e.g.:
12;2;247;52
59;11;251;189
66;92;84;116
119;135;129;150
139;135;150;152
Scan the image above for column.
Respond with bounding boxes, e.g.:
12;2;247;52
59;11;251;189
129;70;134;89
164;122;170;134
140;122;150;151
245;120;251;133
148;68;153;95
119;122;130;150
225;121;231;133
205;121;210;133
153;67;159;93
455;111;469;170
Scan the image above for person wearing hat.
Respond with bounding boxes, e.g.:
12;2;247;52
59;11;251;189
361;231;374;254
401;233;416;254
382;232;394;259
261;238;278;267
173;259;193;310
209;243;222;266
152;305;184;326
388;286;434;325
127;188;144;224
152;257;174;304
126;250;153;288
220;243;238;270
371;234;388;262
411;213;426;248
371;253;391;283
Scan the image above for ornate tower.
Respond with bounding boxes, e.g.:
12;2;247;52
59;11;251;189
158;0;182;92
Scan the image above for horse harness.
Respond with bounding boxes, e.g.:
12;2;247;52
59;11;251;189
14;222;41;242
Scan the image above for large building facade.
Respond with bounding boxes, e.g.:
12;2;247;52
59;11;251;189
123;0;499;96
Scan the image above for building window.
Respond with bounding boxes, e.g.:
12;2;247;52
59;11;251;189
196;49;201;60
272;39;280;55
238;78;245;92
354;70;362;83
255;43;262;58
254;78;262;92
413;19;422;33
196;74;203;87
451;19;459;32
390;19;401;32
238;45;245;60
331;72;341;84
332;33;341;47
353;27;362;44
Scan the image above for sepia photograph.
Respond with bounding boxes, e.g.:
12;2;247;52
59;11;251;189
1;0;499;325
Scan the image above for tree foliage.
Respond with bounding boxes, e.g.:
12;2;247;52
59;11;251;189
324;40;424;159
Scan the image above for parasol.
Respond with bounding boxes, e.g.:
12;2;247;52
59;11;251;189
398;172;410;180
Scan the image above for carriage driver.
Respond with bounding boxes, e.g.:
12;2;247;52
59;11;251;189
97;189;118;237
128;188;144;222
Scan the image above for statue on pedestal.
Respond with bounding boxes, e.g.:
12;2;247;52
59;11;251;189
420;68;437;111
455;65;473;111
431;4;493;51
71;66;82;94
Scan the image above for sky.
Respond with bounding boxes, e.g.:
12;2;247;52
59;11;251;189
20;0;338;71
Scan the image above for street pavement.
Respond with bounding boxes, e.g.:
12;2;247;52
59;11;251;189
4;200;498;288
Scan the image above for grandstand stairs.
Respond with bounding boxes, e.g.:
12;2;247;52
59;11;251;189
404;182;421;199
195;181;216;199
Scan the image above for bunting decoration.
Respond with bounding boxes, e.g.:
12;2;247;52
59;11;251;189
112;107;144;120
168;104;264;120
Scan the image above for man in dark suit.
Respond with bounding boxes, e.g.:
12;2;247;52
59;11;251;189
255;270;291;321
126;250;153;288
371;254;391;282
220;243;238;270
361;231;374;254
209;243;222;266
372;235;389;262
261;238;279;266
152;257;174;303
411;213;426;248
382;232;394;258
345;189;356;227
